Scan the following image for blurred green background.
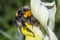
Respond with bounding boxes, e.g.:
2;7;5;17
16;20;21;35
0;0;60;40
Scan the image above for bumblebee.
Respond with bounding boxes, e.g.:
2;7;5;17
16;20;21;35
15;6;39;28
13;6;43;40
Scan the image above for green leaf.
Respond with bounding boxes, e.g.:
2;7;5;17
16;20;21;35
0;30;13;40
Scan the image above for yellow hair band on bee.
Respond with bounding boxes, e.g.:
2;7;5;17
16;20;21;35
23;10;32;18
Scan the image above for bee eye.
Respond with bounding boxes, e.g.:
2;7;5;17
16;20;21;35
18;10;24;17
18;10;22;14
